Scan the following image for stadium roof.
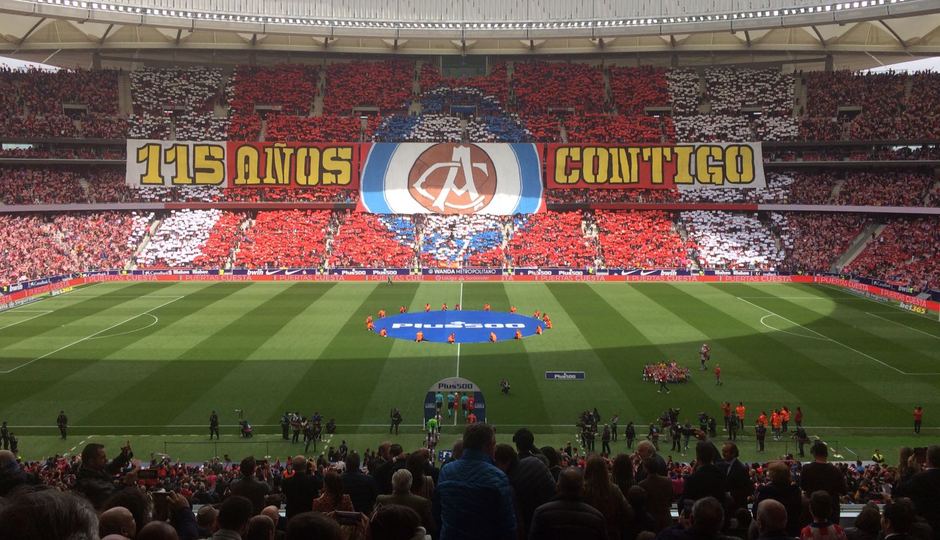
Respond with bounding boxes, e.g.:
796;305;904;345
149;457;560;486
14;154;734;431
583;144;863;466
0;0;938;70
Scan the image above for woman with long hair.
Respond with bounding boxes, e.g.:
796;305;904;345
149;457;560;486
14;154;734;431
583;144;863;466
583;456;633;540
406;450;435;500
313;470;354;513
611;454;635;496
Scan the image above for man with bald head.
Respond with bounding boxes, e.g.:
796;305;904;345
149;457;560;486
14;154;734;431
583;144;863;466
756;499;794;540
261;505;286;539
528;467;607;540
136;520;179;540
100;506;137;539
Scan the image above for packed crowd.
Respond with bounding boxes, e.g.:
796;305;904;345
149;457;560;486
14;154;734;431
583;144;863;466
681;211;784;270
595;210;690;269
136;210;224;269
418;214;508;268
324;60;413;114
507;211;599;268
775;213;867;274
265;115;364;142
512;61;606;115
330;212;417;268
235;210;335;269
5;423;937;540
847;216;940;291
0;212;148;286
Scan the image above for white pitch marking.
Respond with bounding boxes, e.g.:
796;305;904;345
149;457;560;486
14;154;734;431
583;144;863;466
87;314;159;340
0;310;53;331
0;296;184;374
736;296;940;375
758;314;830;342
866;312;940;340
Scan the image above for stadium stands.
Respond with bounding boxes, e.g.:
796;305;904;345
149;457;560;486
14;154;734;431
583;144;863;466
565;114;668;143
847;216;940;291
324;60;413;114
419;214;507;268
513;61;605;114
609;66;671;115
136;210;224;268
236;210;335;269
0;211;148;286
682;211;784;269
192;211;248;269
777;213;867;273
507;211;598;268
595;210;689;268
330;212;416;268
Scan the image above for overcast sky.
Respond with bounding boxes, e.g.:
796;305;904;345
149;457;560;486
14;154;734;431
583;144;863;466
2;54;938;72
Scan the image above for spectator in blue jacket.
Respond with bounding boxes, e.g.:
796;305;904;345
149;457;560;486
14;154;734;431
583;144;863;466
432;423;516;540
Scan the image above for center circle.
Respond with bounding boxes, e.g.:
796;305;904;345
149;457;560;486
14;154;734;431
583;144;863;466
373;310;545;343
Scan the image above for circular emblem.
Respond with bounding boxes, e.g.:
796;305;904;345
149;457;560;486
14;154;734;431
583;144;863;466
408;144;497;214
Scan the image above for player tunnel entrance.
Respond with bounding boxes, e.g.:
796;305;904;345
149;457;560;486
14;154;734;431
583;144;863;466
424;377;486;426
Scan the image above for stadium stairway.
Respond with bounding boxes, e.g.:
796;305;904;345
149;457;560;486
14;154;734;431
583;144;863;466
118;72;133;116
832;222;886;272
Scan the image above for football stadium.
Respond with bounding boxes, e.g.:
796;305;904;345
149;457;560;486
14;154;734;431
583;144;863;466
0;0;939;538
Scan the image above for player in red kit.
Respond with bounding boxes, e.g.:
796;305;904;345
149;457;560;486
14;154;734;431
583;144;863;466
399;305;407;314
425;303;431;312
714;364;722;386
441;303;448;311
914;406;924;434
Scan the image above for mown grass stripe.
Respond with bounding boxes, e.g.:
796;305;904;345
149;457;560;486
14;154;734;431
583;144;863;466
272;282;422;430
78;283;335;428
459;282;553;427
0;282;249;421
0;282;180;350
654;283;906;427
548;283;720;426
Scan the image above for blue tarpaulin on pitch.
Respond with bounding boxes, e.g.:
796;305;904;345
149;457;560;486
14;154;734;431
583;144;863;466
373;310;544;343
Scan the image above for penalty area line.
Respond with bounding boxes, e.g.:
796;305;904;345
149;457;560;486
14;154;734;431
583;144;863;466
0;310;53;331
735;296;935;376
866;312;940;341
0;296;184;375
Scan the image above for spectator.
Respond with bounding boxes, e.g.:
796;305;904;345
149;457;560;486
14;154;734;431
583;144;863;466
800;443;848;525
369;504;427;540
658;496;730;540
313;470;354;513
283;456;322;520
375;469;435;536
433;422;516;540
679;442;726;508
639;457;674;532
720;442;753;516
74;441;135;509
342;452;378;514
212;495;254;539
880;498;917;540
229;456;270;516
138;521;180;540
754;461;804;537
799;491;847;540
528;466;607;540
895;445;940;536
405;450;434;500
100;506;137;539
286;511;341;540
493;441;555;538
845;503;881;540
245;515;276;540
0;488;99;540
755;499;795;540
583;455;632;540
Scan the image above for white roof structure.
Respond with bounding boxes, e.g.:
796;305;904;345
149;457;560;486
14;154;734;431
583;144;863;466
0;0;938;69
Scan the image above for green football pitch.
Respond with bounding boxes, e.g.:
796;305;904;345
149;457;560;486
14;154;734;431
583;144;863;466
1;280;938;463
